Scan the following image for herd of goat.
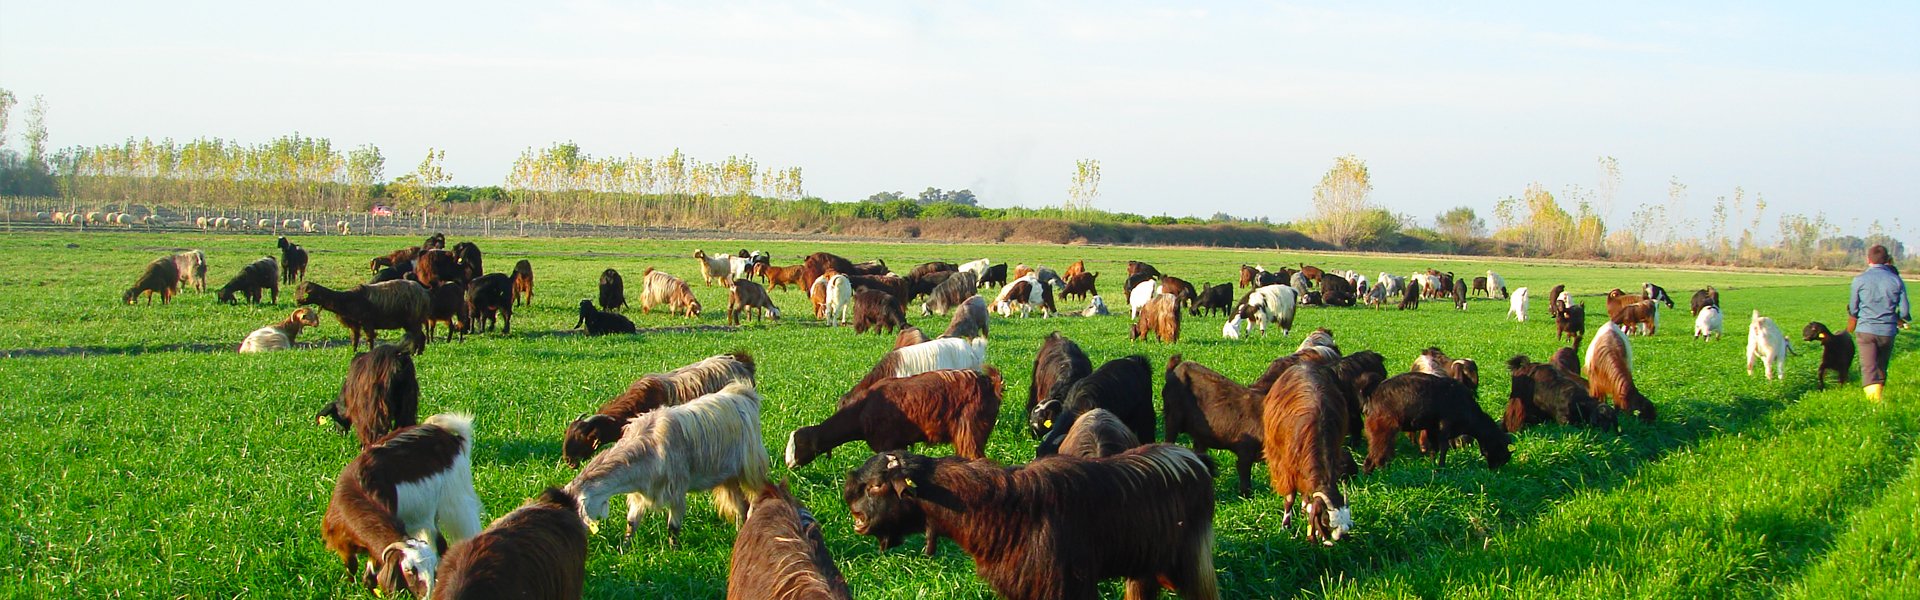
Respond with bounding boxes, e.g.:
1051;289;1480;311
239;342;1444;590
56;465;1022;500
116;232;1861;599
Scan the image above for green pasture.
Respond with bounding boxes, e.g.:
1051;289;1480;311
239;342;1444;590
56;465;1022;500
0;231;1912;598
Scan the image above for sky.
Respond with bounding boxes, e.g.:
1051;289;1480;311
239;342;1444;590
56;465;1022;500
2;0;1916;243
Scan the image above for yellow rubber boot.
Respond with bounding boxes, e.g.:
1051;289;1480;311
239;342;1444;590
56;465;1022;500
1865;384;1884;402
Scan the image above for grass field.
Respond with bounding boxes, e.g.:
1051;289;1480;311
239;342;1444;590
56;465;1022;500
0;231;1913;599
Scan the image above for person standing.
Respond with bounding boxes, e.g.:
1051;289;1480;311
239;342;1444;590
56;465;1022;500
1849;244;1910;401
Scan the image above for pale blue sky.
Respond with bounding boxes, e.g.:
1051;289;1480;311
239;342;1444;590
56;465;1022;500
2;1;1915;241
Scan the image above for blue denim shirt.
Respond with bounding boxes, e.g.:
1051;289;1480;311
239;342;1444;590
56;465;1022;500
1850;264;1911;337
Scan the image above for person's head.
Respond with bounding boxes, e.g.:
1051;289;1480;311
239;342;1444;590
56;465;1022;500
1868;244;1891;265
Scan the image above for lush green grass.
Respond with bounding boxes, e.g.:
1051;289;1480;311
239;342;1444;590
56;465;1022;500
0;231;1911;598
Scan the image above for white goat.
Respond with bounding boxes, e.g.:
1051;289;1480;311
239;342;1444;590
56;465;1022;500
824;273;854;325
1128;279;1159;320
1486;271;1508;299
565;381;769;545
957;258;991;279
1746;310;1793;380
239;307;321;353
1225;284;1298;339
1509;287;1531;322
1694;305;1723;341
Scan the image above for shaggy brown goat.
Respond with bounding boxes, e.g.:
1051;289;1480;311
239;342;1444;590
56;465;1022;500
941;295;990;339
921;271;978;316
727;483;853;599
448;242;482;281
278;237;309;284
1503;355;1617;433
729;279;782;326
1159;275;1197;308
639;268;702;317
1611;299;1658;335
432;488;588;600
297;280;431;353
800;252;855;289
1363;373;1512;473
1125;260;1161;282
1546;284;1567;316
562;353;756;468
1026;331;1093;437
218;257;280;305
124;257;181;305
511;260;534;306
786;368;1003;469
317;343;421;448
1163;354;1264;496
843;447;1219;600
1060;272;1099;302
1056;408;1140;459
1584;323;1657;423
425;282;471;343
893;325;930;349
1262;363;1355;545
414;249;465;288
850;289;902;334
1130;293;1182;343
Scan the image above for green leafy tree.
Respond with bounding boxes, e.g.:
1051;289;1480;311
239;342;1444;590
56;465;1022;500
1310;154;1374;247
1067;159;1101;212
1435;206;1485;243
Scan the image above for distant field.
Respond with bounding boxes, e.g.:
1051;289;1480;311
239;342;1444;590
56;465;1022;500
0;231;1912;598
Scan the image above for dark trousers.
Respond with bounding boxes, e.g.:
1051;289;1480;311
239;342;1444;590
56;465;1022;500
1858;332;1894;386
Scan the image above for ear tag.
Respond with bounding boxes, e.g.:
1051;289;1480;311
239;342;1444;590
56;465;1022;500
1043;419;1053;429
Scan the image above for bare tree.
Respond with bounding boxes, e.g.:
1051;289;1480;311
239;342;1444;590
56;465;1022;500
1066;158;1101;212
1311;154;1374;247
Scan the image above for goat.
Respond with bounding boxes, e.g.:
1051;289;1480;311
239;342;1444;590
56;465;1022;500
1585;322;1658;422
172;250;208;293
787;368;1003;468
433;488;588;599
1643;282;1674;309
809;275;829;319
1691;286;1721;316
1127;279;1158;319
1082;295;1110;317
894;326;930;349
423;233;446;250
843;447;1219;600
565;382;768;546
1026;331;1093;438
450;241;483;281
846;259;889;277
956;258;991;280
316;343;421;448
563;353;756;468
1509;287;1531;321
1032;355;1156;454
1746;311;1793;381
511;260;534;306
850;289;902;334
1557;303;1588;348
1062;260;1086;282
821;273;854;325
1060;272;1100;303
1056;408;1140;459
1503;355;1617;433
372;247;421;273
414;249;465;288
1163;354;1263;496
1399;279;1422;310
1193;282;1233;317
1546;284;1567;316
124;257;182;305
278;237;309;284
1450;277;1467;310
991;275;1055;318
1363;372;1512;473
921;272;978;316
1485;271;1508;299
425;282;471;343
639;268;702;317
728;279;782;326
1471;276;1489;296
908;261;958;280
576;299;636;336
218;257;280;305
1261;363;1355;545
1604;288;1638;320
942;295;990;339
975;263;1009;289
800;252;856;288
906;270;954;302
598;269;627;312
1297;327;1340;355
299;280;432;353
1130;293;1182;343
466;273;514;334
1224;284;1298;339
839;336;988;408
694;250;734;286
321;414;484;597
240;307;322;353
762;264;811;292
1611;299;1658;335
727;484;853;599
1803;321;1855;389
1159;276;1197;309
1694;305;1724;341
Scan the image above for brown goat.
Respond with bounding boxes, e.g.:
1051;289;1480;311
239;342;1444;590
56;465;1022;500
1603;288;1638;320
317;344;421;448
1130;293;1182;343
371;246;422;272
124;257;181;305
511;259;534;306
1584;323;1657;423
1055;408;1140;459
562;352;757;468
1262;363;1355;545
893;326;930;349
640;268;702;317
728;279;781;326
787;368;1003;468
1611;299;1658;335
1060;272;1098;302
851;289;904;335
1503;355;1618;433
1362;372;1512;473
1164;354;1264;497
809;273;831;319
297;280;431;354
727;483;853;600
1062;260;1085;281
424;282;470;343
941;295;990;339
843;447;1219;600
432;488;588;600
414;249;464;288
761;264;811;292
800;252;855;289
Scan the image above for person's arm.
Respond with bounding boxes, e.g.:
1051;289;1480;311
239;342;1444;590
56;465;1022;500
1900;279;1912;328
1850;277;1864;333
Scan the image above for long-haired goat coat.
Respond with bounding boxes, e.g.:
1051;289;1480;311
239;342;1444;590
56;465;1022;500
1163;354;1265;496
297;280;432;353
1746;310;1794;381
785;367;1004;468
1261;364;1355;545
125;256;181;305
921;271;979;316
1585;322;1658;422
322;414;486;597
564;382;769;546
1026;332;1093;437
563;353;757;468
842;447;1219;600
726;484;853;600
430;488;588;600
1056;408;1141;459
839;336;989;408
640;268;703;317
1361;372;1512;473
1225;284;1298;339
317;344;421;448
1131;293;1182;343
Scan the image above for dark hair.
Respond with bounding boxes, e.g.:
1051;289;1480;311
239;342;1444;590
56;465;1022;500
1869;244;1891;265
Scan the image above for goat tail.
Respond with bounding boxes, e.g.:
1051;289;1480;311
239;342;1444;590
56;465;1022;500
1184;522;1221;600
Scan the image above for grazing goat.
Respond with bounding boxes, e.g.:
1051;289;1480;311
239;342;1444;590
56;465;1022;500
762;264;811;292
415;249;465;288
640;268;702;317
846;259;889;277
695;250;734;285
1503;355;1617;433
278;237;309;284
1262;364;1355;545
1225;284;1298;339
921;271;977;316
240;307;321;353
218;257;280;305
565;382;769;546
1363;373;1511;473
576;299;636;336
975;263;1008;288
1297;327;1340;354
1060;271;1100;303
821;273;853;325
1803;321;1855;389
1452;278;1468;310
1691;286;1721;315
800;252;856;288
728;484;853;599
599;269;627;312
942;295;990;339
1485;271;1508;299
511;260;534;306
1643;282;1674;309
1585;322;1658;422
1399;279;1422;310
907;270;954;302
563;353;756;468
1163;354;1264;496
1611;299;1658;335
433;487;588;600
173;250;208;293
991;275;1056;318
1056;408;1140;459
843;447;1219;600
1509;287;1531;321
787;368;1003;468
1193;282;1233;317
1745;311;1793;381
851;289;902;334
1033;356;1156;454
466;273;514;334
1127;279;1159;319
124;257;181;305
425;282;471;343
728;279;782;326
1130;293;1182;343
1027;332;1094;437
894;326;930;349
298;280;431;353
1557;303;1588;348
1694;305;1724;341
839;336;989;407
317;344;421;448
955;258;990;280
908;261;958;279
1159;276;1197;309
321;414;484;598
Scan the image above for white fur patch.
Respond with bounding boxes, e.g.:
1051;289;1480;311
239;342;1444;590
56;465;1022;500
1222;316;1244;340
784;431;800;468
